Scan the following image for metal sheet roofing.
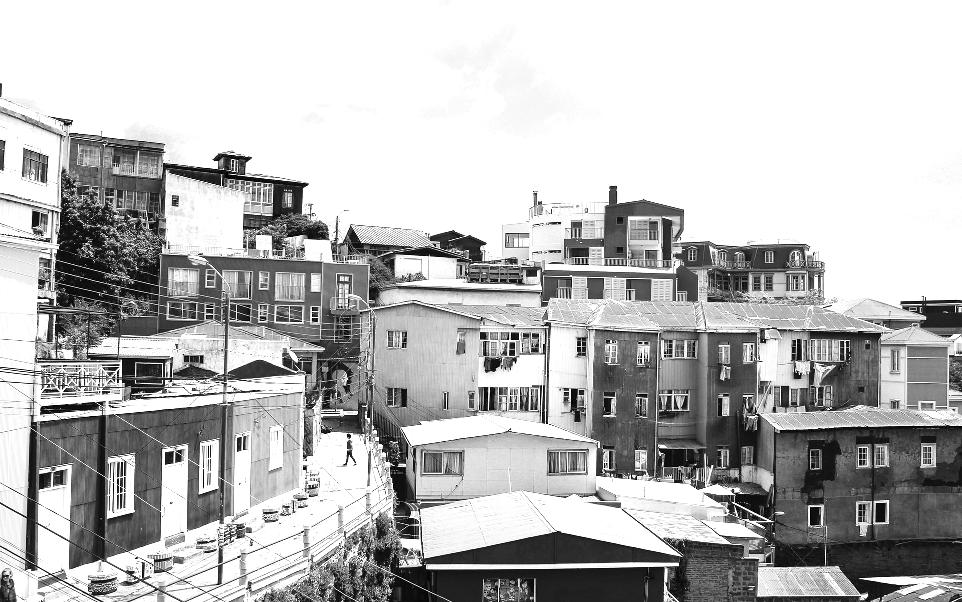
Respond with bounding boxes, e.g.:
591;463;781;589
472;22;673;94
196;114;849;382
881;326;952;345
757;566;860;599
869;574;962;601
420;491;680;560
402;415;596;447
438;304;546;327
712;302;889;333
828;298;926;322
625;510;731;545
762;406;962;432
347;224;431;248
596;477;724;509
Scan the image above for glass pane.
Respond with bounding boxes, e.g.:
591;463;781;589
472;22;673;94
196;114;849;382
423;452;442;474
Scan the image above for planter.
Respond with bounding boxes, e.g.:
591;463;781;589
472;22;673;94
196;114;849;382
233;521;246;539
263;508;279;523
196;535;218;553
148;552;173;573
294;492;309;508
88;572;118;595
217;524;235;546
281;502;293;516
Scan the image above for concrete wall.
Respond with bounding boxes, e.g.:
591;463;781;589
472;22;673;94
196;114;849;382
500;222;530;262
880;343;907;409
546;323;590;436
434;566;666;602
408;431;596;501
164;173;246;250
378;284;542;307
392;254;457;280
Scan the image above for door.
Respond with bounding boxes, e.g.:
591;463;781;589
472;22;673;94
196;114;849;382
233;433;251;515
336;274;353;302
588;247;604;265
37;465;71;572
160;446;188;539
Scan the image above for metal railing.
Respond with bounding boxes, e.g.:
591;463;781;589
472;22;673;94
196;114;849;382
627;229;659;241
38;360;122;400
787;259;825;269
556;287;572;299
565;257;672;269
330;296;360;311
565;227;604;239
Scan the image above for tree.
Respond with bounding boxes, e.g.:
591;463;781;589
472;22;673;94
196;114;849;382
951;358;962;391
249;213;330;249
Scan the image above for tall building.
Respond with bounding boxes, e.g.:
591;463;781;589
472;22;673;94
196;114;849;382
0;93;70;570
677;241;826;302
67;133;165;233
166;151;307;229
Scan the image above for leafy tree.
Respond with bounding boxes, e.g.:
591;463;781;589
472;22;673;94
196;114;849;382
249;213;330;250
951;358;962;391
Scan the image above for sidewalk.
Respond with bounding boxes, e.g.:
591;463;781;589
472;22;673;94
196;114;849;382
49;430;393;602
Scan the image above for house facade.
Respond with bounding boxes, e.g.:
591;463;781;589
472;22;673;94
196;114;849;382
401;415;597;501
68;133;165;233
879;326;951;411
377;280;542;307
165;151;306;230
377;246;462;280
162;172;246;251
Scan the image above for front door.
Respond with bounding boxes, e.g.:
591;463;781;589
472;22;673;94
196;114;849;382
336;274;352;302
233;433;252;515
37;465;71;572
160;446;188;540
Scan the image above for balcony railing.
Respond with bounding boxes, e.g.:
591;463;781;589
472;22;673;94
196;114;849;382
166;245;364;264
38;360;122;403
565;257;672;269
786;259;825;269
627;230;659;241
333;254;368;264
565;227;604;239
330;296;361;315
556;287;572;299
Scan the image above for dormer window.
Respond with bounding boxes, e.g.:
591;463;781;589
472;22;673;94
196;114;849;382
734;251;745;263
228;158;239;172
719;251;728;262
687;248;697;262
789;250;802;266
764;250;774;264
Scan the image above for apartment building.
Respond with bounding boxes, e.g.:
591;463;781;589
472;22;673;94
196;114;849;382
0;94;69;572
677;241;826;302
900;299;962;336
749;407;962;577
166;151;306;229
157;248;369;396
879;326;951;411
67;133;165;233
365;302;547;437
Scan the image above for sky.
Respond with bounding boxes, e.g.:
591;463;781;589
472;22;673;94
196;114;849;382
2;1;961;304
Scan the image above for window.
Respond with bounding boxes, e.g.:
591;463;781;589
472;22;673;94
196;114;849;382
687;248;697;262
548;450;587;474
717;394;730;417
183;354;204;364
482;578;535;601
562;388;586;413
874;500;889;525
170;194;179;207
22;149;49;183
520;332;542;354
810;339;851;362
0;139;5;170
167;302;199;320
635;449;649;472
788;273;805;291
809;448;823;470
764;274;774;291
890;348;901;373
874;444;889;467
310;306;321;324
743;342;757;363
282;189;293;209
636;341;651;366
576;337;587;357
676;291;687;302
336;273;353;300
752;275;762;291
259;271;270;290
921;443;936;467
258;303;270;323
334;316;354;342
204;304;216;321
136;153;161;178
504;233;530;248
422;451;463;475
439;391;449;411
107;455;135;518
199;440;219;494
387;330;408;349
274;305;304;324
741;445;754;465
604;340;618;364
480;331;518;356
719;250;728;262
477;387;542;412
38;466;68;490
226;179;274;215
275;272;305;301
386;387;407;407
228;304;252;322
808;505;824;528
228;158;239;172
603;392;616;417
791;339;805;361
808;385;833;407
266;426;284;470
222;270;252;299
661;339;697;359
205;269;216;288
718;344;731;365
168;268;199;297
890;399;901;410
634;393;648;418
456;329;467;354
658;389;690;412
856;444;870;468
716;446;730;468
467;391;476;410
602;448;615;472
764;250;774;264
856;501;870;525
76;143;102;167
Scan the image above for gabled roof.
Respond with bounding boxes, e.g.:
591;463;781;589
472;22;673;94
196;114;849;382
377;246;464;260
756;566;860;599
867;574;962;601
625;510;731;545
173;365;218;379
712;302;889;333
546;300;786;332
762;406;962;432
402;415;596;447
157;321;322;350
435;304;545;327
446;234;487;246
420;491;680;561
881;326;951;346
346;224;431;248
828;298;926;322
213;150;252;161
224;360;298;379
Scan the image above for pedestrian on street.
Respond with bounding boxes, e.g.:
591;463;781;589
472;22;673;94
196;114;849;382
1;568;17;602
342;433;357;466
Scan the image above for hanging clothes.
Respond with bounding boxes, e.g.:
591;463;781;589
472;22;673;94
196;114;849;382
794;360;811;376
719;365;731;381
500;356;517;371
483;357;502;372
813;363;836;386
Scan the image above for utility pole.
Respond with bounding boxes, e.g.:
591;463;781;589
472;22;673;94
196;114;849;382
217;287;230;585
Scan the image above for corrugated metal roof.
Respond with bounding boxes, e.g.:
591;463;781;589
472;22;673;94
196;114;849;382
756;566;861;598
348;224;431;248
713;302;889;333
436;304;546;327
402;415;597;447
828;298;926;322
881;326;952;345
762;406;962;432
625;510;731;545
420;491;680;560
871;574;962;601
596;477;725;508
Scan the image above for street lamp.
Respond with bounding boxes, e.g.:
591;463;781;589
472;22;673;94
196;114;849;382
187;254;231;585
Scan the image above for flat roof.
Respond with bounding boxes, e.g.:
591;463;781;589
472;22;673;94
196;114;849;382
597;477;725;509
762;406;962;432
625;510;731;545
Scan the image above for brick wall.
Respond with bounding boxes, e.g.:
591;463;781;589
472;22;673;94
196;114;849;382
669;540;758;602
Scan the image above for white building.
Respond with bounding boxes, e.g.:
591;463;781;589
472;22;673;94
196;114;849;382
0;94;69;571
879;326;952;411
401;415;598;502
377;279;542;307
163;172;247;251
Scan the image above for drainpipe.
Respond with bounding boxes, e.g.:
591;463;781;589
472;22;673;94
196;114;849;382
542;324;550;424
653;331;661;476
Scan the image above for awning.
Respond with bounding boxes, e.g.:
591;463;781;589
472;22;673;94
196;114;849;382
658;439;705;450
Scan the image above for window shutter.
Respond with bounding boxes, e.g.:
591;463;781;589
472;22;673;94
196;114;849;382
651;279;672;301
400;390;408;407
572;277;588;299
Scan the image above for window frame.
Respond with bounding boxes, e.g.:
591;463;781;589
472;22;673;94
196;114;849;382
387;330;408;349
602;392;616;417
575;336;587;357
258;303;270;323
764;250;774;264
740;445;754;465
274;304;304;324
873;500;890;525
274;271;305;302
441;391;449;411
222;269;253;300
168;267;200;298
259;271;270;290
635;449;648;472
107;454;136;518
661;339;697;359
198;439;219;494
422;450;464;476
890;348;901;373
921;443;936;468
309;306;321;325
636;341;651;366
874;443;889;468
167;301;199;321
687;248;697;262
808;504;825;528
856;444;870;468
604;340;618;364
548;450;588;475
268;425;284;471
204;269;216;289
718;343;731;365
809;448;823;471
716;446;730;468
717;394;730;417
635;393;648;418
743;342;757;363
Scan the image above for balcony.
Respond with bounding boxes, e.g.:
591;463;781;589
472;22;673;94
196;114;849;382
565;257;672;269
712;259;752;269
627;230;659;242
330;296;361;316
565;227;604;239
556;287;572;299
37;360;122;406
786;259;825;270
333;254;368;264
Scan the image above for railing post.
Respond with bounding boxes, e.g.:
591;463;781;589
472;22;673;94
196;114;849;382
156;578;165;602
337;504;345;536
302;526;311;559
239;548;248;587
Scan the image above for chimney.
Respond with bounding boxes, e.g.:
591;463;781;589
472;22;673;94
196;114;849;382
609;185;617;206
533;190;539;207
0;83;3;98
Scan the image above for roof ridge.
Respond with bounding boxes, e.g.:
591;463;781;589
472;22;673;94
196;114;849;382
520;492;557;534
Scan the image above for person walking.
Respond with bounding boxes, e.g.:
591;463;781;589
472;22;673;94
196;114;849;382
342;433;357;466
1;569;17;602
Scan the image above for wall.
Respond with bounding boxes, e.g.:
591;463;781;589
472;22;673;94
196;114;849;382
880;343;907;409
541;266;677;303
669;540;757;602
409;431;596;501
500;222;530;262
546;323;590;436
377;285;542;308
164;173;246;250
905;344;949;408
392;254;457;280
476;340;546;424
702;332;759;468
0;100;65;213
434;566;666;602
810;332;880;408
